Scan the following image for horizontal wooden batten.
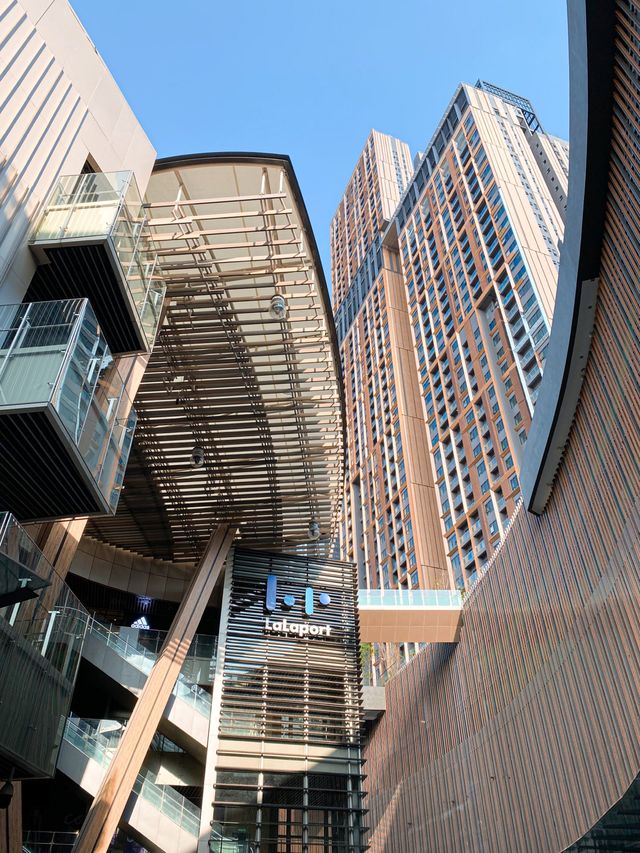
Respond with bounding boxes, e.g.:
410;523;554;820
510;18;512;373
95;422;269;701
89;155;345;563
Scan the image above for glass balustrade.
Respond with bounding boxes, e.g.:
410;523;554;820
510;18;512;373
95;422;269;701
30;171;165;352
88;618;214;715
358;588;463;608
0;513;89;777
0;299;136;516
63;717;200;836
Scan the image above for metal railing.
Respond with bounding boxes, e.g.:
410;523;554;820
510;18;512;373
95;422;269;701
0;513;90;777
22;831;77;853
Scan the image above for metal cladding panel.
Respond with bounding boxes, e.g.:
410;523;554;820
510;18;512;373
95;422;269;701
210;548;366;852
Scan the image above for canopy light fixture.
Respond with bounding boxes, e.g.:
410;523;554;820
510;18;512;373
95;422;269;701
190;446;205;468
269;294;287;320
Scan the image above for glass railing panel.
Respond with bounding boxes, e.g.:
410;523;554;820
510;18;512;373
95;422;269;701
31;172;166;349
139;274;165;344
87;619;215;713
0;299;136;513
357;588;463;608
64;717;201;836
0;300;82;408
0;299;135;511
22;831;78;853
31;172;132;243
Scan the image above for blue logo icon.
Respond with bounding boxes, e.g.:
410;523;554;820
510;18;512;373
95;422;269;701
265;574;331;616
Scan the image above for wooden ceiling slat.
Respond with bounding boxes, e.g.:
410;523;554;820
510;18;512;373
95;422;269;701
90;159;343;563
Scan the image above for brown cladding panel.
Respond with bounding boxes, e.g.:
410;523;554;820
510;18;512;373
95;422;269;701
365;3;640;851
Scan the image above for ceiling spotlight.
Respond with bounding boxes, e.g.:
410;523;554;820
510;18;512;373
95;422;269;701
308;518;321;540
269;294;287;320
190;446;205;469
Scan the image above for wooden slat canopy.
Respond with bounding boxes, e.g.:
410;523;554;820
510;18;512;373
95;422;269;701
89;154;344;563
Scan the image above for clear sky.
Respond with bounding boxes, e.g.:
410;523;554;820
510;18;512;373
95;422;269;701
71;0;569;281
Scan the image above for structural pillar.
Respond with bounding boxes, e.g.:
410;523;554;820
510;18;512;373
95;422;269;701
0;783;22;853
73;524;235;853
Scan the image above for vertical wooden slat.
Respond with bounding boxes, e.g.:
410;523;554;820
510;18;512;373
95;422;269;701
0;781;22;853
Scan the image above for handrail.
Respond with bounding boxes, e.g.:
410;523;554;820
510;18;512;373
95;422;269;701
87;617;214;715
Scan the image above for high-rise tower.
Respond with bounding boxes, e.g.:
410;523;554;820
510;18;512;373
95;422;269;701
392;82;567;590
331;131;450;600
332;84;569;602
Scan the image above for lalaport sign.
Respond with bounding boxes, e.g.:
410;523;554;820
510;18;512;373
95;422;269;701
264;573;332;637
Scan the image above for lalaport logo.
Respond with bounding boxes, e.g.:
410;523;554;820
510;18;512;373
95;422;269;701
263;574;332;638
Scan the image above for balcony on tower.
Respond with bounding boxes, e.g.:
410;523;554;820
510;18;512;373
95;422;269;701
0;299;137;520
29;171;165;354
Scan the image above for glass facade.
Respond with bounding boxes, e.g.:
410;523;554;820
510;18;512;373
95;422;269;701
31;171;166;352
0;298;137;516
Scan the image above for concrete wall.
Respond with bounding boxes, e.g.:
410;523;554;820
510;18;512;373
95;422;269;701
0;0;155;301
70;536;193;601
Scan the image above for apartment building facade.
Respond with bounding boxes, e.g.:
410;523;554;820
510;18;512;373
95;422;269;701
333;83;569;595
332;132;450;600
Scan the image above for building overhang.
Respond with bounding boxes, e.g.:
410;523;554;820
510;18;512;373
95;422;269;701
520;3;616;514
90;154;345;563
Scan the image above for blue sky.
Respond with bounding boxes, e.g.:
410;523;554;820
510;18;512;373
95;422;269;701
72;0;569;279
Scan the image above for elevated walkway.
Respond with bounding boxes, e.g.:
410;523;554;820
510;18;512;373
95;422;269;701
358;588;463;643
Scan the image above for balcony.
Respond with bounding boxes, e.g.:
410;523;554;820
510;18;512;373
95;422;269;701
0;299;136;520
506;297;520;320
29;171;166;355
521;347;537;370
511;317;526;339
527;364;542;386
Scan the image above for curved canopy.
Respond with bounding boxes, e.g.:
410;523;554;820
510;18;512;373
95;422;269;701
90;154;344;563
